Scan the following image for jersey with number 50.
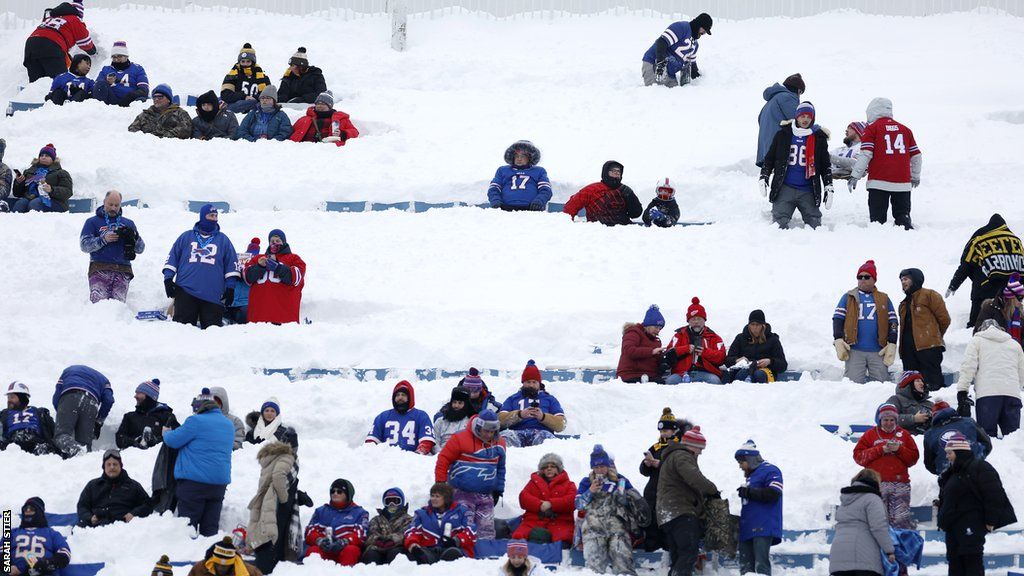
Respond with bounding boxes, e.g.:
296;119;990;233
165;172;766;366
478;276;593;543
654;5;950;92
858;117;920;191
488;165;552;209
163;225;240;304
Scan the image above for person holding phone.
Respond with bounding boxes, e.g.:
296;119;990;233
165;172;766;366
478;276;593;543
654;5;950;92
853;404;919;532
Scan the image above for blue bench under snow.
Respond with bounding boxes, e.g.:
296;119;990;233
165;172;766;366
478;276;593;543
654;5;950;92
187;200;230;213
45;512;79;526
64;560;194;576
475;539;562;564
67;198;96;213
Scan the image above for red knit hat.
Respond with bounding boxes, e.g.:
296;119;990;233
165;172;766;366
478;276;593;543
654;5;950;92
686;297;707;320
931;400;951;414
857;260;877;280
681;425;706;450
522;359;541;383
876;403;899;424
898;370;923;389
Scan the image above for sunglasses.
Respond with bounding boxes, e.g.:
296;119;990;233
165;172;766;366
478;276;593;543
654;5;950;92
856;275;872;280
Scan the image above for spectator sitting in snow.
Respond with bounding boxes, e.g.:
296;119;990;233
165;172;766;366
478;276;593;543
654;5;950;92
511;453;577;545
563;160;642;226
114;379;178;450
955;319;1024;437
192;90;238;140
188;536;262;576
665;297;727;384
278;47;327;104
487;140;552;211
886;371;935;436
759;101;834;229
361;487;413;565
1;381;57;455
46;53;93;105
210;386;245;451
830;121;866;178
0;139;11;208
499;541;543;576
304;479;369;567
576;444;648;576
723;309;788;383
52;364;114;458
433;386;472;451
76;449;152;527
498;360;566;447
221;43;269;114
92;41;149;107
460;367;503;414
365;381;435;454
734;440;784;576
289;91;359;146
853;403;919;529
832;259;899;384
923;401;992;476
641;13;712;87
244;229;307;324
617;305;667;384
756;73;803;167
80;190;145;303
642;179;680;227
10;143;73;213
404;482;477;564
2;498;71;576
245;397;298;450
236;86;293;142
128;83;192;139
435;411;506;539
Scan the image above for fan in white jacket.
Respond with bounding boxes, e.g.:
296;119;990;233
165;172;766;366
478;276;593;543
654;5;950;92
955;319;1024;437
830;122;866;177
498;541;542;576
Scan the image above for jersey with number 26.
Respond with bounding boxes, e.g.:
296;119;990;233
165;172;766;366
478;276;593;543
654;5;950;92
2;526;71;573
859;117;920;185
163;226;240;304
366;408;435;452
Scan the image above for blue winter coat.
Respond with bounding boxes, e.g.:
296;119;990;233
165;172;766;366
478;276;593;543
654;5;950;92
79;207;145;266
92;63;149;105
499;391;565;432
923;409;992;475
756;83;799;166
162;407;234;485
306;502;370;543
739;461;784;543
236;106;293;142
52;365;114;421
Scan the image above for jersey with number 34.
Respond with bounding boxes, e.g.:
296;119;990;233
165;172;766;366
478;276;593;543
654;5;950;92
860;118;920;186
366;408;435;452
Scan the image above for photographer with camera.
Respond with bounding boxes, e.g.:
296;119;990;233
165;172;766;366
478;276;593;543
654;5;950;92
853;404;919;530
76;449;152;528
80;190;145;303
498;360;566;447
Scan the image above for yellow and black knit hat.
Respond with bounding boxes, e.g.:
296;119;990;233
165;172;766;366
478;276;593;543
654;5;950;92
151;555;173;576
210;536;237;565
238;43;256;63
657;407;678;430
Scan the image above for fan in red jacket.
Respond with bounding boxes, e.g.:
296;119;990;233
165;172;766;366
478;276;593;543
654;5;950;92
617;305;667;383
563;160;643;226
243;229;306;324
289;91;359;147
665;297;727;384
24;2;96;82
853;403;920;529
511;453;577;544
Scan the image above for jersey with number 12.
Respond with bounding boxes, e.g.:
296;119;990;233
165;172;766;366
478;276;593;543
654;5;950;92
859;117;920;186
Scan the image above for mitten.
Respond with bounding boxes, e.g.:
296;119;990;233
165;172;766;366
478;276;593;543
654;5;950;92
492;491;502;505
164;278;176;298
529;200;544;211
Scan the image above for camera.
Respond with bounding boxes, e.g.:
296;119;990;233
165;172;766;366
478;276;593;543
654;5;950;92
118;225;137;261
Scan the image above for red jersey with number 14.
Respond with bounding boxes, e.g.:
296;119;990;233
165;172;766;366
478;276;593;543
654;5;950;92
245;253;306;324
859;117;920;186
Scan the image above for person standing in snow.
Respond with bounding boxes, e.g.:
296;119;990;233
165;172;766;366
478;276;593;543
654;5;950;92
642;179;680;227
435;410;506;539
498;360;567;447
657;427;719;576
45;53;93;105
734;440;783;576
955;319;1024;437
832;260;899;384
0;498;72;576
563;161;642;226
756;73;803;167
10;143;73;213
849;97;922;229
366;381;436;454
946;214;1024;327
886;371;935;436
236;86;293;142
830;121;866;177
128;83;192;139
759;101;834;229
52;364;114;457
23;1;96;82
828;469;896;576
210;386;245;451
92;41;150;107
247;440;299;573
853;404;919;529
404;482;477;564
665;297;727;384
289;91;359;146
973;274;1024;348
433;386;472;451
163;204;241;329
245;397;298;449
76;449;152;527
221;43;270;114
897;268;950;391
498;541;543;576
1;381;57;455
576;444;649;576
641;13;712;87
487;140;552;211
277;47;328;104
617;305;667;383
244;229;306;324
362;488;413;565
638;408;689;551
724;309;788;383
115;378;178;450
192;90;239;140
512;453;577;544
80;190;145;303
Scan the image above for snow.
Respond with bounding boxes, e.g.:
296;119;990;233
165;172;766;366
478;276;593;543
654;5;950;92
1;6;1024;576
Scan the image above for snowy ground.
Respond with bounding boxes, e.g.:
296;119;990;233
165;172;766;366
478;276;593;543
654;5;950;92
1;7;1023;576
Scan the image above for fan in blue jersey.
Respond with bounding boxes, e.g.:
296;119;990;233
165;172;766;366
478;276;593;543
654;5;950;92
52;365;115;458
163;204;240;329
1;497;72;576
1;381;57;455
45;54;94;105
92;41;150;107
487;140;552;211
366;380;436;455
734;440;784;576
641;13;712;88
498;360;567;447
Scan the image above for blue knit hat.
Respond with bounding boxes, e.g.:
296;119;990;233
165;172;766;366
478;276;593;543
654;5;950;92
261;398;280;415
268;229;287;243
382;487;406;507
643;305;665;328
135;379;160;401
590;444;613;468
472;409;500;439
734;439;760;459
152;83;174;100
795;101;815;122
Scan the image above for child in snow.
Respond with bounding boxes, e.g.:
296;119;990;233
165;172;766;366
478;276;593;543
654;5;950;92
404;482;477;564
487;140;552;211
46;53;94;105
362;488;412;565
642;178;680;227
759;101;833;229
435;410;506;539
498;541;543;576
221;43;269;113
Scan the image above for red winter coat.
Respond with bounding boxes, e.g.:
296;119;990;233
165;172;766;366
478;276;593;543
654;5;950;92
244;252;306;324
616;323;663;381
289;107;359;147
563;183;642;226
512;471;577;543
29;6;96;65
667;327;726;377
853;426;919;483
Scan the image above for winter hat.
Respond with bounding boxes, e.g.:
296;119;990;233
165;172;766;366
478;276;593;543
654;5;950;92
857;260;877;280
261;397;281;416
783;73;805;94
643;304;666;328
795;101;815;122
931;400;951;414
522;359;542;383
315;90;334;108
734;439;760;459
191;387;216;413
472;409;501;438
430;482;453;506
382;487;405;507
507;541;529;557
538;452;564;473
21;497;46;527
102;448;122;466
330;478;354;500
210;536;238;565
899;268;925;291
681;426;707;450
237;42;257;63
247;237;261;256
111;40;129;57
848;121;867;138
39;143;57;159
462;368;484;392
687;297;707;321
655;178;675;200
875;403;899;425
259;85;278;102
6;381;30;398
504;140;541;167
1003;273;1024;299
152;555;174;576
898;370;923;389
151;84;173;100
943;431;971;452
658;407;678;430
590;444;612;468
689;12;713;34
195;89;219;109
289;47;309;67
450;386;470;404
135;379;160;401
268;229;287;243
198;203;218;222
72;0;84;17
748;309;766;324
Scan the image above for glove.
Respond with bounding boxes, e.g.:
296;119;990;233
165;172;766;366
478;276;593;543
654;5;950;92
833;339;851;362
440;536;458;549
31;557;57;575
737;486;749;499
492;491;502;505
223;288;235;307
315;536;332;550
911;179;920;188
758;175;769;198
879;343;897;367
690;62;700;79
847;177;859;192
529;200;544;211
957;391;974;417
823;184;835;210
490;199;502;209
338;131;348;143
93;421;102;439
164;278;176;298
945;288;955;298
654;60;667;82
265;258;280;272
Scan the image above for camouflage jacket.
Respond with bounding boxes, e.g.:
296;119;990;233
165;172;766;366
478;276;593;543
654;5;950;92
128;104;193;139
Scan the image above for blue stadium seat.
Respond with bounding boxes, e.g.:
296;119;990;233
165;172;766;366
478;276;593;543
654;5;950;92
569;549;664;567
45;512;78;526
67;198;95;213
187;200;230;213
370;202;411;211
121;199;147;208
474;539;562;563
7;101;44;115
324;201;367;212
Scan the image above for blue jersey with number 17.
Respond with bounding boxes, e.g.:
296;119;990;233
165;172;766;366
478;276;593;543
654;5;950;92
488;165;552;208
163;225;240;304
366;408;435;451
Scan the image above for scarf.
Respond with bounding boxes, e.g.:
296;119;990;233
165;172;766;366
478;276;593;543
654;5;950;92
254;416;283;442
792;124;817;179
204;555;249;576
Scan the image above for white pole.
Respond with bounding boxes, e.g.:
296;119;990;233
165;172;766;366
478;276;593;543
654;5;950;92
390;0;408;51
